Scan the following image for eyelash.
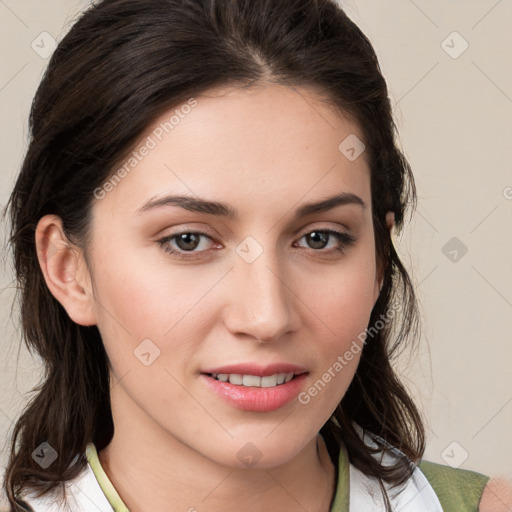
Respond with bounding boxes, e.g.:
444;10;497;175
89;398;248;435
157;228;356;260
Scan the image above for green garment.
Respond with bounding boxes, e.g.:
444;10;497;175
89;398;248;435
418;460;489;512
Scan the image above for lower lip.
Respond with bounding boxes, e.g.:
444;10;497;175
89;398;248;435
200;373;308;412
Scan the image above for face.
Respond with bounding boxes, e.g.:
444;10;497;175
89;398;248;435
83;83;382;468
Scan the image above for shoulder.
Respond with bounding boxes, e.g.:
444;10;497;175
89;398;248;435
418;460;512;512
479;477;512;512
419;461;512;511
418;460;489;511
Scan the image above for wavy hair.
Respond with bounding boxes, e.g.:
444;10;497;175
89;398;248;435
3;0;424;510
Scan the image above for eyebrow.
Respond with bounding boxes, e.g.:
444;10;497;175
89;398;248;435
136;191;366;219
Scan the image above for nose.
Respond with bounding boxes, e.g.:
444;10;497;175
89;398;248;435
223;246;301;343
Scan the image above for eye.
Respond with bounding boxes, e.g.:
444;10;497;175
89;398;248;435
158;231;215;259
157;228;356;260
294;229;356;254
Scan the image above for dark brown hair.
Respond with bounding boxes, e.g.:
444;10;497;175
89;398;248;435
3;0;424;509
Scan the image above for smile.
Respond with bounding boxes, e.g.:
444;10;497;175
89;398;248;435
200;373;309;412
208;372;296;387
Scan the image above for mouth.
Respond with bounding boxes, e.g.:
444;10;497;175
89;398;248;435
202;371;307;388
199;370;309;412
199;363;309;412
199;362;308;389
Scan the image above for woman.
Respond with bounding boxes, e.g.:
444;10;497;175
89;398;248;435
2;0;510;510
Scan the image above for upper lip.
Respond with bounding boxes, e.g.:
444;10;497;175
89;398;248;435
201;363;308;377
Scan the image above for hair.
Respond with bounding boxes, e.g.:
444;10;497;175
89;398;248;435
2;0;424;510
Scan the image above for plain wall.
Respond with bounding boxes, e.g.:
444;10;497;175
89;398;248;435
1;1;511;501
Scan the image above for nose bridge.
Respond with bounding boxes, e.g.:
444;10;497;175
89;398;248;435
226;235;298;342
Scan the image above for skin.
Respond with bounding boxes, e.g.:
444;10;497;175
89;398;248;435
480;478;512;511
36;83;395;511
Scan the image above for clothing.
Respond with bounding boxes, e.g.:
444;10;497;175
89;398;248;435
20;431;489;512
339;427;489;511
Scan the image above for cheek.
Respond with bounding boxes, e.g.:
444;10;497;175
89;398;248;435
300;256;378;341
89;244;216;364
297;266;376;413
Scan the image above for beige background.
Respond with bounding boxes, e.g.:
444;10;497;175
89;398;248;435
1;0;511;499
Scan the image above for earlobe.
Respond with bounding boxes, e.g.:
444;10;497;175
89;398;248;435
35;215;97;326
373;277;384;307
385;211;395;232
373;211;395;306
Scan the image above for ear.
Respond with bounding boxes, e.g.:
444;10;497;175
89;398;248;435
35;214;97;326
373;211;395;304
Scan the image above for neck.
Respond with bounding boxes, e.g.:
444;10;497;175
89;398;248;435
98;392;336;512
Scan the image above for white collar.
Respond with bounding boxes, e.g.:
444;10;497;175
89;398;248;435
349;425;443;511
22;463;113;512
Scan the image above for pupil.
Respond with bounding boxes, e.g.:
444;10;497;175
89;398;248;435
178;233;199;251
308;231;327;249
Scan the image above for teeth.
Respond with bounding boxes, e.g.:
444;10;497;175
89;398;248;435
261;375;277;387
229;374;243;385
211;372;296;387
243;375;261;387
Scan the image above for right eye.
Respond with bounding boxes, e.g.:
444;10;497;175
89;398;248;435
157;231;216;259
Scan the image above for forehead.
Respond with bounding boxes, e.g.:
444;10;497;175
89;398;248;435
94;83;371;220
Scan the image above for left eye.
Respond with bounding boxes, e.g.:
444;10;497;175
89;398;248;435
160;232;211;255
157;229;355;259
296;230;354;251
